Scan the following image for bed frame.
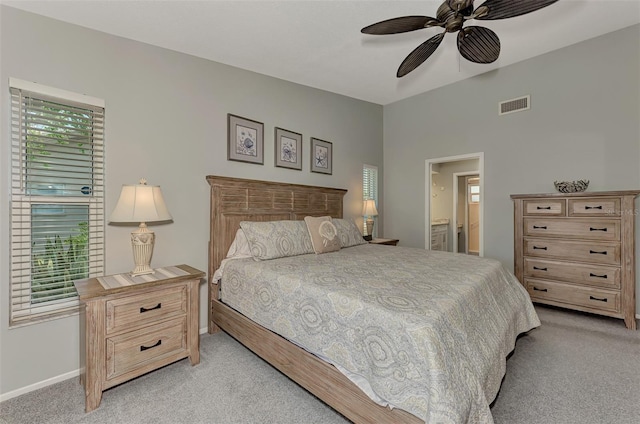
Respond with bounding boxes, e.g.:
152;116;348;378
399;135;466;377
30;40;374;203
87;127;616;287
206;175;421;423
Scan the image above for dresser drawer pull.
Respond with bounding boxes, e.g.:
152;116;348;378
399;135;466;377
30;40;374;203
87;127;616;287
589;273;608;279
140;340;162;351
589;227;607;232
585;205;603;210
533;266;548;271
533;246;547;250
140;303;162;313
532;225;547;230
536;206;551;210
533;287;548;292
589;250;608;255
589;296;608;303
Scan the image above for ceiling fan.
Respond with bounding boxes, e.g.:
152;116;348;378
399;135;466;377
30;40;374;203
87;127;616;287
361;0;559;77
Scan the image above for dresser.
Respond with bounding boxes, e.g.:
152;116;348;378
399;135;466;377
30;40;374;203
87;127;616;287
511;191;639;329
74;264;205;411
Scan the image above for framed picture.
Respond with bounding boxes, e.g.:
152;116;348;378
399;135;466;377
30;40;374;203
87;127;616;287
310;138;332;175
275;127;302;170
228;114;264;164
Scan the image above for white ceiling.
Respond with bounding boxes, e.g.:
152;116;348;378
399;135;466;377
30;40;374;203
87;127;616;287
4;0;640;105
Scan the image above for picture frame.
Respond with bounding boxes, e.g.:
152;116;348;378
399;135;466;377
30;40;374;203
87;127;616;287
275;127;302;170
310;138;332;175
227;114;264;165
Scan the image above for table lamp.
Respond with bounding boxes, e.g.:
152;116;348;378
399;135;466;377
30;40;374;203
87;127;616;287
109;179;172;276
362;199;378;240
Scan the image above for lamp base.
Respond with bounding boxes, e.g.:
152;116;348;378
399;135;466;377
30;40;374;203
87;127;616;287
130;223;156;277
365;218;375;238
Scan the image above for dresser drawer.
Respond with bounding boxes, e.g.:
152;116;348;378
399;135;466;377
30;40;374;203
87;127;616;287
106;317;187;380
525;279;620;313
568;198;620;217
524;218;620;241
106;286;187;334
523;199;565;216
524;258;620;289
524;239;620;265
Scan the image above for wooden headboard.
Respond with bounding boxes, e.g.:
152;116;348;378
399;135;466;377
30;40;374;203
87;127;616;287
206;175;347;283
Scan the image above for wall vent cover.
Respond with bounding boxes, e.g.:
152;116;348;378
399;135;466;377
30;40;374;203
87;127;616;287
499;95;530;115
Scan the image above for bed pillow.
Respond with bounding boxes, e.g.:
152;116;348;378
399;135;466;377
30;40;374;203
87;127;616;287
333;218;368;248
304;216;341;254
226;228;253;259
239;220;314;260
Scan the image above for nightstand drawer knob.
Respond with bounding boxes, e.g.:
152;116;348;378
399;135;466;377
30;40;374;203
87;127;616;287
140;340;162;351
533;266;547;271
589;273;608;279
589;227;607;232
589;295;608;302
585;205;603;210
533;287;548;292
140;303;162;313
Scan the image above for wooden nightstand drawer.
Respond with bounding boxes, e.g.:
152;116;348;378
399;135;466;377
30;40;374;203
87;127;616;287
524;218;620;241
524;258;620;289
106;317;187;380
525;279;620;314
106;285;187;334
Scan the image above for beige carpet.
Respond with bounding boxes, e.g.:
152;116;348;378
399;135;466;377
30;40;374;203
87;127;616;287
1;305;638;424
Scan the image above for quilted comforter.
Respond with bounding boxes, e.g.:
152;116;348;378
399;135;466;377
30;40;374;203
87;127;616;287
220;244;540;423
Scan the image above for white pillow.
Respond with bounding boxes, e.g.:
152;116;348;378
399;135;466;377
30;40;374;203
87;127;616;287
226;228;253;259
212;229;253;281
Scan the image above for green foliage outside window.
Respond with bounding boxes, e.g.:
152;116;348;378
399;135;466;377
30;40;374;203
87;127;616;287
31;222;88;302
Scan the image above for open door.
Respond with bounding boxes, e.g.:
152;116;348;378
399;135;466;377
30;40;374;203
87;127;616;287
466;176;480;255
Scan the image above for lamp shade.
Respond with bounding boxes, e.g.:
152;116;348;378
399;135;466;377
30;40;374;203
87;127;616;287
109;180;172;223
362;199;378;216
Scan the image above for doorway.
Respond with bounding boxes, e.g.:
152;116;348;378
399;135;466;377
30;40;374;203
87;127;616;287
425;153;484;256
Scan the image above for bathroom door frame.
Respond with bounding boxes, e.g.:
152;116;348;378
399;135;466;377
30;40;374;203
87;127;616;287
425;152;484;255
452;172;480;254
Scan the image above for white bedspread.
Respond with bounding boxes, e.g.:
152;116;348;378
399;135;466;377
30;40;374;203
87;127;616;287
220;244;540;423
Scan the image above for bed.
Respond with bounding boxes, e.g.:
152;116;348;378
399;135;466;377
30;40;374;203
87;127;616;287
206;175;540;423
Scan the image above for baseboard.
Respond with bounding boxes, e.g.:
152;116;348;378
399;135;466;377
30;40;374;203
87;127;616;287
1;326;211;402
0;369;79;403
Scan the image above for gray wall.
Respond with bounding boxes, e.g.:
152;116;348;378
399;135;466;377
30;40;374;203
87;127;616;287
0;6;383;396
383;25;640;304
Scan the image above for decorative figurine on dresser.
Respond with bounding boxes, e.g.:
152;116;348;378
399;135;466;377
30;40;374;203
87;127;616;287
511;189;640;330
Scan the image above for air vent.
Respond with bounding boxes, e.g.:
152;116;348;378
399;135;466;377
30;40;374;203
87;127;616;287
499;95;530;116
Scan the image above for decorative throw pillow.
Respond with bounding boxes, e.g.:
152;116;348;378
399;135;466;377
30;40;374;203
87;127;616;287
333;218;368;248
239;220;314;260
304;216;341;254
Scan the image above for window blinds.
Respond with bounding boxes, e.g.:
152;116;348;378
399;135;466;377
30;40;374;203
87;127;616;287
10;82;105;325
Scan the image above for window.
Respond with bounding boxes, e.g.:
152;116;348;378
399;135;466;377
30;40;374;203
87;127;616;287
10;79;105;325
362;164;378;236
468;177;480;204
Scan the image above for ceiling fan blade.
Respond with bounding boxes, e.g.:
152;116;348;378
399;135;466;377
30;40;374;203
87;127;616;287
361;16;441;35
397;32;446;77
474;0;559;21
457;26;500;64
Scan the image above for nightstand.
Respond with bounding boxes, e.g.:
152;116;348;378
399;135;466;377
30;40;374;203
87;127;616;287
74;264;205;412
369;238;399;246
